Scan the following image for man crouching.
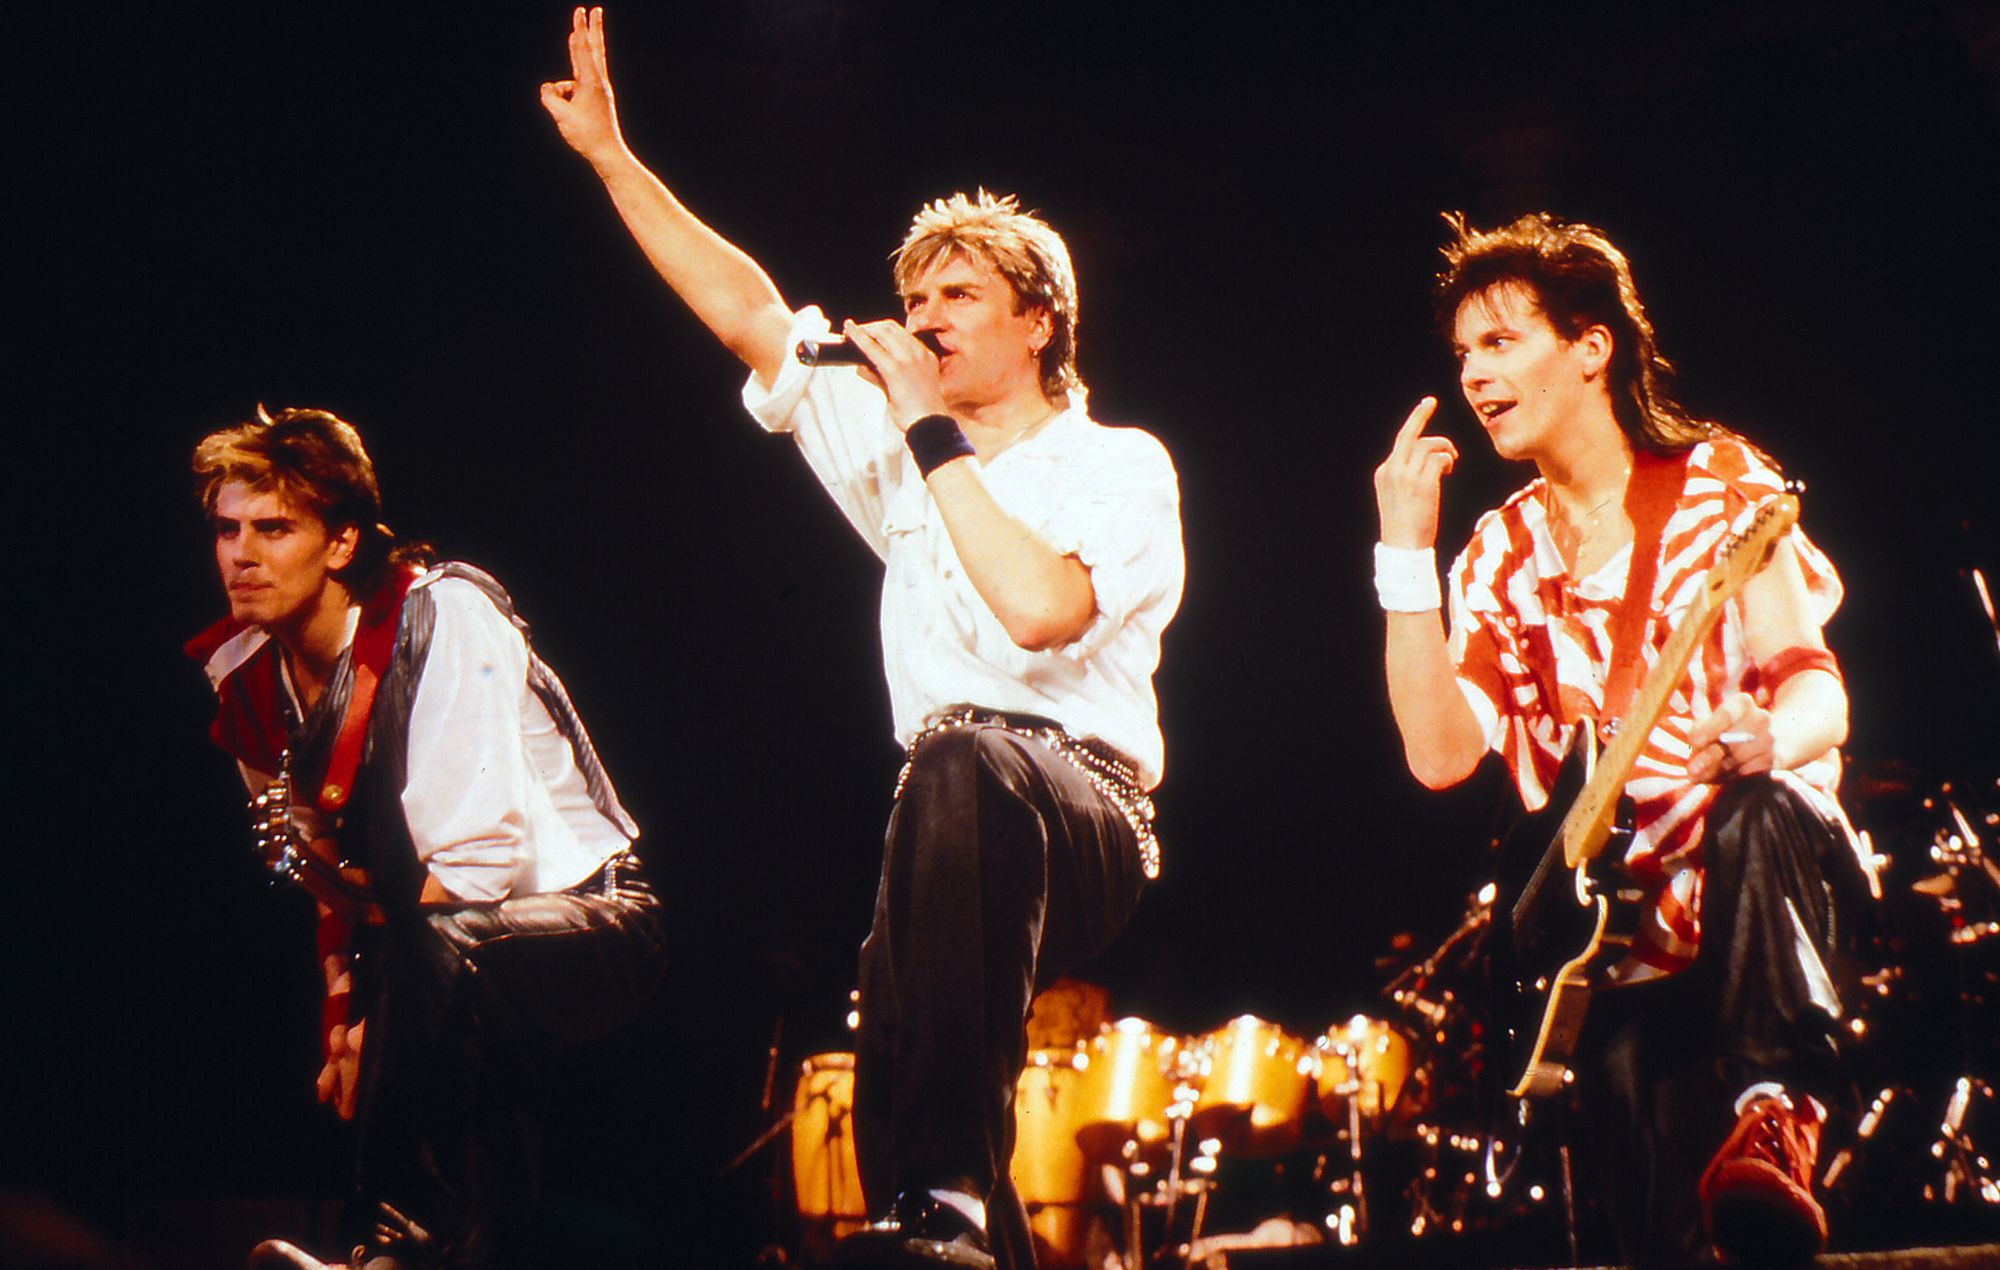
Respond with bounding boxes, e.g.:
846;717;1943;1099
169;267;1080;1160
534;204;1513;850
186;406;666;1270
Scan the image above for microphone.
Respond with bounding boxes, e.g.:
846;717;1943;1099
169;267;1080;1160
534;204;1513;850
795;330;945;366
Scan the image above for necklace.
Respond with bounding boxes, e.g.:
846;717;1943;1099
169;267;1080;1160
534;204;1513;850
1560;492;1618;527
1548;484;1627;572
982;402;1065;457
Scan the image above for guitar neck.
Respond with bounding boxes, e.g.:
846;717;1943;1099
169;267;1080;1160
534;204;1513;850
1558;577;1725;868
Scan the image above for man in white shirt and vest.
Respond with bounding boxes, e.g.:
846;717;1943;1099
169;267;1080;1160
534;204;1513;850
188;407;667;1270
543;10;1183;1267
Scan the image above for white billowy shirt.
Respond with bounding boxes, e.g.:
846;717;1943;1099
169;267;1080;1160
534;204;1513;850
742;306;1185;788
266;573;630;901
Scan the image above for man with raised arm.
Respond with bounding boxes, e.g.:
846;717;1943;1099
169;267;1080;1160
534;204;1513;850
542;10;1182;1268
1373;214;1862;1266
189;407;667;1270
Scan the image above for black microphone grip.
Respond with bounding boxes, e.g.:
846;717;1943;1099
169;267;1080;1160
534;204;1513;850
795;330;944;366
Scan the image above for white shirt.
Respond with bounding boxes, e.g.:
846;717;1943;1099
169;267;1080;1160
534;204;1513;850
263;575;629;902
742;306;1185;787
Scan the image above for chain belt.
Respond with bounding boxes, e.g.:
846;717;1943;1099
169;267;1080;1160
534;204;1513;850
895;707;1160;879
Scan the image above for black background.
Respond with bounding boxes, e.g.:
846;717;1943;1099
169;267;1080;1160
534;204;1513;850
11;1;1998;1264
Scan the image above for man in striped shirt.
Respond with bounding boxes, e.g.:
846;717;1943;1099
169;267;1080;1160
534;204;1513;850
1373;213;1858;1265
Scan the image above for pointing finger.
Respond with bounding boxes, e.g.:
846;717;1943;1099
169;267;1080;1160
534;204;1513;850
1393;397;1439;454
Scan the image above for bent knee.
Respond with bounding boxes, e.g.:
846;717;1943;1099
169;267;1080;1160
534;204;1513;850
1712;776;1808;844
1702;775;1826;872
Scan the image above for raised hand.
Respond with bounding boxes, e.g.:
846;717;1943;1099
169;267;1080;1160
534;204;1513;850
1373;397;1457;548
842;319;949;431
540;7;627;168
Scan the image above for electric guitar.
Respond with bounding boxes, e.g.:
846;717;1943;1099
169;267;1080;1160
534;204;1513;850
1493;493;1799;1099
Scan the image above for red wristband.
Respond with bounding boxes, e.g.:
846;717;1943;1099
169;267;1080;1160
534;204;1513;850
1757;645;1841;698
321;991;352;1051
315;908;352;966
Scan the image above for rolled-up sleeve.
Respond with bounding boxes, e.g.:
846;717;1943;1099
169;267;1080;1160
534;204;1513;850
1035;433;1184;661
741;305;909;561
400;581;535;901
1447;544;1510;754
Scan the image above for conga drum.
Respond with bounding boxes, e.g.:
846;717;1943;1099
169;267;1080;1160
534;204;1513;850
792;1051;866;1256
1314;1015;1414;1124
1070;1017;1185;1161
1012;1047;1093;1267
1187;1015;1314;1156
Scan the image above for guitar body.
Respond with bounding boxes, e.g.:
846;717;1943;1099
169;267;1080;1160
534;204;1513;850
1491;735;1641;1099
1484;492;1799;1101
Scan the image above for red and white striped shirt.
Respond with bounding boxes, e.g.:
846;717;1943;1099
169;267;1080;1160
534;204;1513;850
1447;435;1845;977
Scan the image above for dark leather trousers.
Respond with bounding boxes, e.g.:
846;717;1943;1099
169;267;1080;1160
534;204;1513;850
1577;775;1850;1267
853;723;1147;1270
351;850;667;1270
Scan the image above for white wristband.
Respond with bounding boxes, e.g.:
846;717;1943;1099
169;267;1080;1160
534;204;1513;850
1374;543;1442;612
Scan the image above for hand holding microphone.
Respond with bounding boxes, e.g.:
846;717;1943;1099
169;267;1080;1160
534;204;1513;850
827;320;953;433
796;328;944;366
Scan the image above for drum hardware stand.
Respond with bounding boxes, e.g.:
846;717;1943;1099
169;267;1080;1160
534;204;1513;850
1821;1085;1900;1192
723;1013;796;1176
1116;1083;1217;1268
1383;884;1493;1044
1554;1138;1577;1268
1314;1043;1371;1246
1912;790;2000;1208
1508;1095;1577;1266
723;1106;801;1175
1929;1076;1999;1206
1407;1121;1495;1238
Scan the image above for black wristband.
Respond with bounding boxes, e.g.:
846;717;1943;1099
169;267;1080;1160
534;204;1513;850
905;414;976;478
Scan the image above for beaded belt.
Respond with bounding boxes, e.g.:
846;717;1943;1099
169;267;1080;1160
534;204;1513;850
895;706;1161;879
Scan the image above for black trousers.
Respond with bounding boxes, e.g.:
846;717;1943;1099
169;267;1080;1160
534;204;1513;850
1576;775;1851;1267
853;722;1148;1270
351;849;667;1270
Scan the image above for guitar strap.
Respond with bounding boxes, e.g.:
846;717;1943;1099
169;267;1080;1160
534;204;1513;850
313;568;415;814
1597;450;1691;736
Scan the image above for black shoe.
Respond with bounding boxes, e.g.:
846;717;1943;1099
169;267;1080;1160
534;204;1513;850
829;1191;995;1269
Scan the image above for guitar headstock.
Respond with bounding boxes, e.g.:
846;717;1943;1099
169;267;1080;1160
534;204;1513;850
1704;493;1800;600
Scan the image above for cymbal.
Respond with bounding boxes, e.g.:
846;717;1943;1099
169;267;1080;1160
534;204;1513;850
1912;872;1958;898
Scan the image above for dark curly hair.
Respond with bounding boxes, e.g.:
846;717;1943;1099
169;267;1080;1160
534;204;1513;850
1436;212;1716;455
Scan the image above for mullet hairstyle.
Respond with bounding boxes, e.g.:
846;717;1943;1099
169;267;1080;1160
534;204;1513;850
193;405;430;598
892;190;1082;401
1435;212;1717;454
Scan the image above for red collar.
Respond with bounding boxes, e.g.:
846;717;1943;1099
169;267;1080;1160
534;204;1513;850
188;568;420;788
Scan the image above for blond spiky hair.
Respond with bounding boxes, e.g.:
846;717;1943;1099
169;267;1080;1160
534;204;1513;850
892;190;1081;400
